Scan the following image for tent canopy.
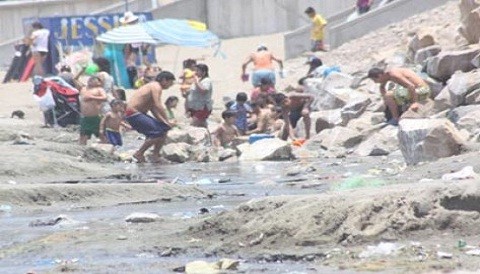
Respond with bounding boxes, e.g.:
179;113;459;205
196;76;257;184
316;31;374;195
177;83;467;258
96;18;219;48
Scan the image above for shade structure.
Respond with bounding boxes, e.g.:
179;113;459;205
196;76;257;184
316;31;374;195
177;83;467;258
96;24;158;44
96;19;219;48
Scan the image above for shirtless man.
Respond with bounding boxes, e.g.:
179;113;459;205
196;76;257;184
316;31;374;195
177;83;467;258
367;67;431;125
79;76;108;145
241;45;283;88
125;71;176;163
271;92;314;140
246;99;275;135
213;110;239;148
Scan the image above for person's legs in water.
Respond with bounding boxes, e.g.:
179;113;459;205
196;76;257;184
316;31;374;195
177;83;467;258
302;108;311;139
133;137;160;163
150;135;167;163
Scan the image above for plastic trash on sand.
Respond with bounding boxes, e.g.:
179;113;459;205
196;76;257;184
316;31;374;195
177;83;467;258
441;166;478;180
334;176;385;190
359;242;404;258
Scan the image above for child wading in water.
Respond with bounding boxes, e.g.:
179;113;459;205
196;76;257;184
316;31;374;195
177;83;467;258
99;99;131;147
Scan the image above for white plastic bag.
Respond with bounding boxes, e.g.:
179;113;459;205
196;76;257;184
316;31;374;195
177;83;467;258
34;87;56;111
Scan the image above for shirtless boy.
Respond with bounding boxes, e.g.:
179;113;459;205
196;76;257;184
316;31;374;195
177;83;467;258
125;71;176;163
79;76;107;145
246;99;275;135
99;100;131;147
213;110;239;148
367;67;431;125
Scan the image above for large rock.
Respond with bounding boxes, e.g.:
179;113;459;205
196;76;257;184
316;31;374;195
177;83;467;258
407;28;436;61
458;0;480;44
465;88;480;105
448;69;480;107
426;47;480;81
166;126;210;146
306;126;364;151
161;142;191;163
340;97;372;126
447;105;480;134
398;119;465;165
355;125;399;156
414;45;442;65
239;138;293;161
433;86;453;112
295;110;342;139
305;74;368;111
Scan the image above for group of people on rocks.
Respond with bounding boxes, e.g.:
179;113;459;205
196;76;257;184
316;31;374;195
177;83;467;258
47;4;429;163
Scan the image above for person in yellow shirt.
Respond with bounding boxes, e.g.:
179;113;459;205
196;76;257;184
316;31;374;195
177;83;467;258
305;7;327;52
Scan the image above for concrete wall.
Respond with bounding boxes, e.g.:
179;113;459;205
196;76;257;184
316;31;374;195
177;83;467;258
205;0;355;38
150;0;206;22
284;0;451;59
328;0;451;49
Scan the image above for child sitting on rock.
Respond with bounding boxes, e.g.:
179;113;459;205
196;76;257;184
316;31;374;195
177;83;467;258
213;110;240;148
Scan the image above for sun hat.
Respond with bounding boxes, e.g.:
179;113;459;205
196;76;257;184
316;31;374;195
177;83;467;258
119;11;139;24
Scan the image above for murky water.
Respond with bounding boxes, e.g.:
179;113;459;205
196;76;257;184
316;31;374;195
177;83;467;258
0;157;394;273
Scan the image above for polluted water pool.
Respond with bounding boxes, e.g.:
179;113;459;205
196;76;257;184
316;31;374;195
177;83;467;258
0;157;398;273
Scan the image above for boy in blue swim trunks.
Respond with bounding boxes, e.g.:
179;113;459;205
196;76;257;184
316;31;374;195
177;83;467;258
125;71;176;163
99;100;131;147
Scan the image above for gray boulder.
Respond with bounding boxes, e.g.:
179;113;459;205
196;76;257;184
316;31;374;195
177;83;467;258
355;125;399;156
307;126;364;151
458;0;480;44
161;142;191;163
398;119;465;165
447;105;480;134
414;45;442;65
239;138;293;161
426;47;480;81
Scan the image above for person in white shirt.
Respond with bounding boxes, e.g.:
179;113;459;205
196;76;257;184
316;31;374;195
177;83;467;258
27;22;50;76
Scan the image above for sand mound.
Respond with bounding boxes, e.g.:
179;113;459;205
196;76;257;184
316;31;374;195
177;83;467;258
188;181;480;255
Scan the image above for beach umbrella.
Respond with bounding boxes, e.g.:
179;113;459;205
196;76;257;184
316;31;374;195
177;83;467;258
96;23;158;44
96;18;219;48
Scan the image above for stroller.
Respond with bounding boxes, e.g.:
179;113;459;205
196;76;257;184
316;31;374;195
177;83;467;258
33;76;81;127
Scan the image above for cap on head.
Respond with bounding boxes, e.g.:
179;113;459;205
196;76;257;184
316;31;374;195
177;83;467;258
257;44;268;51
119;11;139;24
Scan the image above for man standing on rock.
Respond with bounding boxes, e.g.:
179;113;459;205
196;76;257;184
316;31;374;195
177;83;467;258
125;71;176;163
367;67;431;125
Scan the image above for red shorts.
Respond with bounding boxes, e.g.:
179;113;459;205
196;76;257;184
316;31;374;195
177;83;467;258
190;107;211;120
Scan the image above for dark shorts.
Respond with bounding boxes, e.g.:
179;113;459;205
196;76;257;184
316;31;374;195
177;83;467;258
106;129;123;147
80;115;101;137
126;112;171;139
289;107;303;128
190;107;211;120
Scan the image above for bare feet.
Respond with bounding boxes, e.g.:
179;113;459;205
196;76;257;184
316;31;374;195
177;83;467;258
132;153;146;163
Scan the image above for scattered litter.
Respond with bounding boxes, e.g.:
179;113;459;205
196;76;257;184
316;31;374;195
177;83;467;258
125;212;160;223
7;180;16;185
358;242;404;258
437;251;453;259
216;178;231;183
442;166;478;180
334;176;385;190
117;235;128;240
29;215;74;227
466;249;480;256
0;204;12;213
198;207;209;214
184;258;239;274
249;233;264;246
186;178;214;185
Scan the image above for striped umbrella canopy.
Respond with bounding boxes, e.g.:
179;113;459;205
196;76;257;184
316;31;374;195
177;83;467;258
96;18;219;48
96;23;158;44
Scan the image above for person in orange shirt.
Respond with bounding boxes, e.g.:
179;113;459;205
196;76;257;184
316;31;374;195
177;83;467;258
241;44;283;88
305;7;328;52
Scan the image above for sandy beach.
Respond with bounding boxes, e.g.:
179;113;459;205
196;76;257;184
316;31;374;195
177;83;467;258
2;1;480;273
